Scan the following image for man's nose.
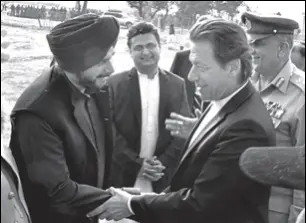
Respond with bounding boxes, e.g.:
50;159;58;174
142;47;150;55
105;61;115;75
188;66;198;82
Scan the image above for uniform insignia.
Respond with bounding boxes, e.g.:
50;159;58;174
290;70;305;93
264;101;285;128
275;77;285;88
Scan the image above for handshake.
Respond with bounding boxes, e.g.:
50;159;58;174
87;187;158;221
86;157;165;221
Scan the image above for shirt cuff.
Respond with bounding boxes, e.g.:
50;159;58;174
127;197;135;215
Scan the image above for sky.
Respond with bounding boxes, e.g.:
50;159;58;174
23;1;306;25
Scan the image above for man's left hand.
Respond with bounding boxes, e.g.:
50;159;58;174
87;187;134;221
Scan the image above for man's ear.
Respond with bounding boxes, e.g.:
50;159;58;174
227;59;241;77
278;42;290;58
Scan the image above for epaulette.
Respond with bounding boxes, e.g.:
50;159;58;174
290;67;305;93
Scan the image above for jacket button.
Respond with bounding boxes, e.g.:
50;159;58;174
8;192;15;199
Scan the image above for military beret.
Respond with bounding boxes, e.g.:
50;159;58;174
241;12;299;42
239;145;305;190
47;13;120;73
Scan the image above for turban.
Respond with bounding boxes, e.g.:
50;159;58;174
47;13;120;73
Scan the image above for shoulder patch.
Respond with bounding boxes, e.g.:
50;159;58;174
290;70;305;93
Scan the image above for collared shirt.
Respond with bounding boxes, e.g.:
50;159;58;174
251;61;305;221
189;81;249;147
134;71;160;193
251;61;305;147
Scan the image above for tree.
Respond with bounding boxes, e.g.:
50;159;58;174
81;1;88;14
75;1;88;14
127;1;175;20
213;1;246;20
75;1;81;13
127;1;146;18
175;1;214;28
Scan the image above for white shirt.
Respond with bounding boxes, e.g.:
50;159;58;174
134;71;160;193
189;81;249;147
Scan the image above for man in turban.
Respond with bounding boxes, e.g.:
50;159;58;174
9;13;120;223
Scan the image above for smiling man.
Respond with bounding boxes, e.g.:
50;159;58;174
241;12;305;223
9;13;120;223
88;19;276;223
107;22;190;201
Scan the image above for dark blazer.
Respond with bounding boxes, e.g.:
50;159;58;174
130;82;276;223
9;66;113;223
108;67;191;193
170;50;193;110
170;50;209;114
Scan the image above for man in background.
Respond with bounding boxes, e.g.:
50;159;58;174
241;12;305;223
108;22;190;197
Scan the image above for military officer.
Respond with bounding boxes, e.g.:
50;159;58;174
241;12;305;223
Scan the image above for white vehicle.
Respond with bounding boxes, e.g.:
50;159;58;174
103;11;140;28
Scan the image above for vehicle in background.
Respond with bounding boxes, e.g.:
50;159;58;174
102;10;140;28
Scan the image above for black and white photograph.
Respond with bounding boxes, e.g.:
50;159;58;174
1;1;305;223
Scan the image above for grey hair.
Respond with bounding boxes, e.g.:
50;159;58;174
275;34;294;49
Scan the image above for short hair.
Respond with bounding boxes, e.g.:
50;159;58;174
275;34;294;49
190;19;252;83
127;22;160;49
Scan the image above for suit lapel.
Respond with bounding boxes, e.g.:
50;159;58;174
179;106;225;165
128;68;142;129
71;88;97;150
155;69;169;154
158;69;169;134
176;81;255;170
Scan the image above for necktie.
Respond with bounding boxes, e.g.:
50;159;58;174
192;91;202;116
85;96;106;187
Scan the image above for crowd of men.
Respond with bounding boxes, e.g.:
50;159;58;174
1;10;305;223
1;2;104;21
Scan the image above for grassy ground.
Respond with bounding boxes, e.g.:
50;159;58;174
1;14;188;147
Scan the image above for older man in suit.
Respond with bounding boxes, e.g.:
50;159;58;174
108;22;190;196
9;14;120;223
170;15;216;115
88;19;276;223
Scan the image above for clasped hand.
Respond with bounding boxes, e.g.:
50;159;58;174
87;188;159;221
87;187;134;221
139;157;166;182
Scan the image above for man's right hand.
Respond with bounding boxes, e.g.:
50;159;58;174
138;157;165;182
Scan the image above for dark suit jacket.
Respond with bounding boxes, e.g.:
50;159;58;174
170;50;209;114
131;82;276;223
170;50;193;110
108;67;191;192
9;66;113;223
